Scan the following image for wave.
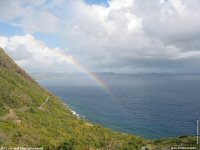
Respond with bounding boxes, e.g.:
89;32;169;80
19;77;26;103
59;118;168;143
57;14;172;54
63;102;83;119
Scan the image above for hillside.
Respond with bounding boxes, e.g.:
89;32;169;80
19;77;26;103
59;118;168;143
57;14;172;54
0;47;198;150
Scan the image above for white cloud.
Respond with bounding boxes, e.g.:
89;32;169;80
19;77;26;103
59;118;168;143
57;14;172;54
109;0;134;10
20;11;59;33
0;0;22;21
0;34;77;72
137;0;200;45
1;0;200;73
59;0;200;70
0;0;59;33
0;36;8;48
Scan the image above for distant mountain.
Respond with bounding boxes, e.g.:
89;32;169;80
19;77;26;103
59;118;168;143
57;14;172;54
0;47;197;149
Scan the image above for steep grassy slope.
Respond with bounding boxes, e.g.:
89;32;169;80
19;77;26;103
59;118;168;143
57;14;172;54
0;47;198;150
0;48;147;149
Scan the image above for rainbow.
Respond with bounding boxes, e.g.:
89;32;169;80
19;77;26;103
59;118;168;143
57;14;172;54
53;50;112;95
52;50;130;113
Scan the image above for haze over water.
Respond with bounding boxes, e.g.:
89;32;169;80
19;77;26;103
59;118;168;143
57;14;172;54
38;74;200;139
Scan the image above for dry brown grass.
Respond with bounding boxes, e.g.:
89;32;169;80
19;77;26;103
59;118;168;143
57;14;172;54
2;108;21;125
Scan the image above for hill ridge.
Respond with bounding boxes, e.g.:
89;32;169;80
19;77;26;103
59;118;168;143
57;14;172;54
0;47;35;82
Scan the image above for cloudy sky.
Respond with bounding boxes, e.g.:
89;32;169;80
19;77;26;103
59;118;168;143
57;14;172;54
0;0;200;73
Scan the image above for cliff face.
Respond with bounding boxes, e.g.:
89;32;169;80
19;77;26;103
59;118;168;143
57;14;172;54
0;47;147;149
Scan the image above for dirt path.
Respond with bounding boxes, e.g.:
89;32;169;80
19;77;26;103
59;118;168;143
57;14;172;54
39;96;49;110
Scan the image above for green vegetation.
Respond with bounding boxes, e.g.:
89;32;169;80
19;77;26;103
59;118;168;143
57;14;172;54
0;47;198;149
152;136;198;149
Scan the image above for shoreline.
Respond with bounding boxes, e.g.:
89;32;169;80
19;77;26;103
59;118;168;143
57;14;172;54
62;102;83;119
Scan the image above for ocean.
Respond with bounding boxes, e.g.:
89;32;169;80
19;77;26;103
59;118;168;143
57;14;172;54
38;74;200;139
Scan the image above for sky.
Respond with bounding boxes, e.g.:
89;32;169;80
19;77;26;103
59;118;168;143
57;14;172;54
0;0;200;73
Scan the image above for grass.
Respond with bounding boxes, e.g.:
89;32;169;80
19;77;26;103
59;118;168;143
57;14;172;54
0;47;198;149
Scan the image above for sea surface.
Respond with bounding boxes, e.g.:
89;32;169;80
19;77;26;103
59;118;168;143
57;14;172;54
38;74;200;139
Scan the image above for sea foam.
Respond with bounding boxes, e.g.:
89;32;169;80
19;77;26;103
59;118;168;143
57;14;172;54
63;102;83;119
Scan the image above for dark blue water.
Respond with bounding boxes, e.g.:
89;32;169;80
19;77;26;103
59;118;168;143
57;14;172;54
38;74;200;139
